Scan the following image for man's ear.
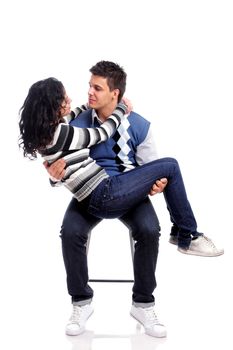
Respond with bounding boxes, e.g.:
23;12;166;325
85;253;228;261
112;88;120;100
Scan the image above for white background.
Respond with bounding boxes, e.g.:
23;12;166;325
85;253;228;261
0;1;232;349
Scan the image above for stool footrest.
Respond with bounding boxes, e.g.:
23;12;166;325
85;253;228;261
89;278;134;283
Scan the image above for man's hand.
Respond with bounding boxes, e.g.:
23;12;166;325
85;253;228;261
149;178;168;196
43;159;66;181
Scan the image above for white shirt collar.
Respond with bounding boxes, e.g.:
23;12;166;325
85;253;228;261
91;109;103;125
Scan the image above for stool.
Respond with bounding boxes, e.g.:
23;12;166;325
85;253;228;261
86;230;134;283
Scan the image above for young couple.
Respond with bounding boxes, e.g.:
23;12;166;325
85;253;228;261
19;60;223;338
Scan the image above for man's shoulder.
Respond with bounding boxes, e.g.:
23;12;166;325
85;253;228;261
128;111;150;131
127;111;151;144
128;111;150;125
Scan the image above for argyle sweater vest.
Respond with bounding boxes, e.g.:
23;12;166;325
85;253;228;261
70;110;150;176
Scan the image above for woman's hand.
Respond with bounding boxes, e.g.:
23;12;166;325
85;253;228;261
122;97;133;114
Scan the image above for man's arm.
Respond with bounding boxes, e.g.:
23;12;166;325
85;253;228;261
43;159;66;181
136;125;167;195
135;126;159;164
43;161;168;192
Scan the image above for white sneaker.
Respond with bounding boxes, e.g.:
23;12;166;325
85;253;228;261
66;304;94;336
130;305;167;338
178;235;224;257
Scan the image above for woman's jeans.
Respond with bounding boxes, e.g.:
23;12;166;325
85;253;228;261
88;157;200;249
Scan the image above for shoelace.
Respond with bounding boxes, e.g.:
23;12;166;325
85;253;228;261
70;306;82;325
201;235;217;248
144;307;161;326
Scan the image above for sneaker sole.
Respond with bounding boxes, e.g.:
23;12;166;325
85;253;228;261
66;326;85;336
177;247;224;257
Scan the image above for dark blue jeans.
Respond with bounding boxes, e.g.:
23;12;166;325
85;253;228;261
88;157;200;248
61;196;160;305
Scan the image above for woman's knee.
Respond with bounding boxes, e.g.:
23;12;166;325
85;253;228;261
163;157;178;165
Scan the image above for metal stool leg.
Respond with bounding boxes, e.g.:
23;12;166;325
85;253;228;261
86;231;92;255
129;229;134;264
88;230;134;283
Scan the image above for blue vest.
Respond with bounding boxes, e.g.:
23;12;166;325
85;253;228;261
70;110;150;176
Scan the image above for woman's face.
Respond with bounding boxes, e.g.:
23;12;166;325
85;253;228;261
60;93;72;116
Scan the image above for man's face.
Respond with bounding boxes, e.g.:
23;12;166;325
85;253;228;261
88;75;118;110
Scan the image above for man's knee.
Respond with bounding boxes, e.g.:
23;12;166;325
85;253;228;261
60;219;89;245
132;222;160;243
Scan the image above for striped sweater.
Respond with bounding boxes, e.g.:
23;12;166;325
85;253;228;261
41;103;127;201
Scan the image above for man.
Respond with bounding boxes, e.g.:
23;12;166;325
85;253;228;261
45;61;223;338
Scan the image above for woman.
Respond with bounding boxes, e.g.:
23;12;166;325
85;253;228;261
19;77;128;202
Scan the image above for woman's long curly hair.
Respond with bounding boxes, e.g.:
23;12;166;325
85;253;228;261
18;77;65;159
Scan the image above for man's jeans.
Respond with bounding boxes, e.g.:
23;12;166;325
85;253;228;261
89;157;200;248
61;196;160;305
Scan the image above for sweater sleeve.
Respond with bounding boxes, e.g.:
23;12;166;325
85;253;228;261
135;125;159;164
65;104;89;123
43;102;127;156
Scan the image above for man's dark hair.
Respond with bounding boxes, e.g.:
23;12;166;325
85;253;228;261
90;61;127;102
